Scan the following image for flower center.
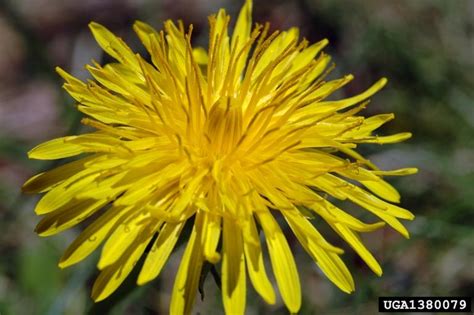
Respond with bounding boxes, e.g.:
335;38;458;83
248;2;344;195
205;97;243;158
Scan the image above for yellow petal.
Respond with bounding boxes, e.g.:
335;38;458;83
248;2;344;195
162;20;188;81
35;171;101;214
222;217;246;315
256;210;301;313
76;171;129;201
207;9;231;98
243;217;276;304
354;132;413;144
98;213;150;269
92;230;153;302
307;239;354;293
28;137;84;160
137;221;184;285
375;211;411;238
253;28;300;81
311;201;386;233
318;178;414;238
22;155;97;193
231;0;252;50
104;62;144;85
372;168;418;176
311;74;354;102
248;169;293;209
315;174;415;221
332;222;382;276
201;212;222;263
116;160;187;206
290;38;328;74
69;133;133;152
133;20;159;54
284;209;344;254
229;0;252;84
89;22;139;71
300;53;331;88
343;113;394;138
56;66;86;87
192;47;209;65
155;168;208;220
335;177;414;222
316;77;388;112
170;212;204;315
339;167;401;203
35;199;106;236
360;177;401;203
283;210;355;293
87;64;134;97
59;206;129;268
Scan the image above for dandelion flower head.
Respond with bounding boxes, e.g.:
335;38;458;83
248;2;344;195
23;0;417;313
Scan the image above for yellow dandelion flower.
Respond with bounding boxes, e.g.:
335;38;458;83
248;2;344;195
23;0;417;313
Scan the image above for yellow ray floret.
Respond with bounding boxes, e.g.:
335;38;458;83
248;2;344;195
23;0;417;313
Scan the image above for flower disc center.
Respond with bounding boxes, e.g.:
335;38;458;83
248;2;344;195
205;97;243;157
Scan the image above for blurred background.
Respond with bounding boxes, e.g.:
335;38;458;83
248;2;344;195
0;0;473;314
